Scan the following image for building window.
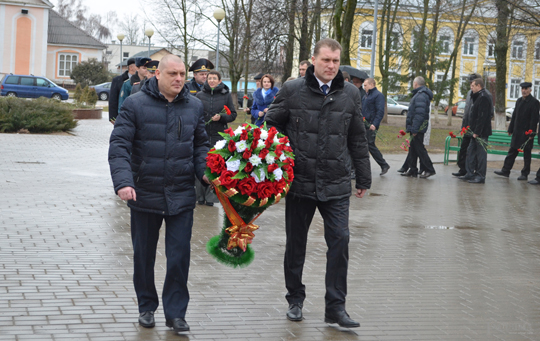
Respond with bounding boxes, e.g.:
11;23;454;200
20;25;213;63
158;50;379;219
439;35;451;54
535;42;540;60
361;30;373;48
487;37;496;58
534;80;540;99
389;32;400;50
123;52;129;61
58;53;78;76
463;37;475;56
511;41;524;59
510;79;521;99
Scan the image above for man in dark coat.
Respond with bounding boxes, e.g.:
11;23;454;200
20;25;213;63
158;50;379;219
118;57;150;110
494;82;540;180
460;78;493;184
108;54;210;334
109;57;136;123
351;75;367;100
402;76;436;178
265;38;371;329
362;78;390;175
529;122;540;185
195;70;237;206
186;58;214;94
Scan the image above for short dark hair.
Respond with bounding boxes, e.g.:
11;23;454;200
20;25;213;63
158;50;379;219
472;78;484;88
365;78;376;86
313;38;342;57
207;70;221;80
342;71;350;81
299;60;311;67
261;74;275;88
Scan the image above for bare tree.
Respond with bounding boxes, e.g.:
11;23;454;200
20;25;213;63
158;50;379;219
55;0;111;41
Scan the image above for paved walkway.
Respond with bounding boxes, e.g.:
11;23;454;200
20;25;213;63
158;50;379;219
1;116;540;340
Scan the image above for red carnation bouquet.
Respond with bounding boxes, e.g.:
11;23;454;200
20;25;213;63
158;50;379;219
206;105;232;125
518;129;535;152
205;122;295;267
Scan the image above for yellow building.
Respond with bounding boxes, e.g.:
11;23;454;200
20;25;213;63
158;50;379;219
349;4;540;107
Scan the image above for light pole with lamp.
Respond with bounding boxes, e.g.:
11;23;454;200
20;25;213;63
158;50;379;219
117;33;125;75
145;28;154;58
213;8;225;72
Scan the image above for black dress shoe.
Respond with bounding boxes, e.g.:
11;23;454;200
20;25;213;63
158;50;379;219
468;176;485;184
494;170;509;177
166;318;190;333
324;310;360;328
452;171;466;177
419;171;436;178
197;200;205;205
397;167;407;173
458;174;475;181
138;311;155;328
401;170;417;177
286;303;303;321
517;175;528;181
528;179;540;185
205;202;214;206
380;165;390;175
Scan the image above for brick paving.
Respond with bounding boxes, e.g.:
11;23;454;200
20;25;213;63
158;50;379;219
1;116;540;340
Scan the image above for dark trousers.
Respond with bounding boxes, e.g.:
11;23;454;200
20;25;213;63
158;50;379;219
407;133;435;174
284;195;350;313
465;137;488;179
401;154;426;173
502;141;533;176
130;209;193;319
457;135;472;173
536;167;540;181
367;129;389;169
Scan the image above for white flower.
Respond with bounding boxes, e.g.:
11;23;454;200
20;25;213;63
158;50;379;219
236;140;247;152
257;139;265;148
226;158;241;172
249;155;262;166
274;135;279;143
286;142;290;146
260;129;268;140
234;126;244;135
214;140;226;150
279;154;287;162
265;154;276;164
251;168;266;183
273;168;283;181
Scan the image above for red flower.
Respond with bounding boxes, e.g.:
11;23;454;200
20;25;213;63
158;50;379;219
285;158;294;167
518;148;524;152
228;140;236;152
279;136;289;144
224;105;231;115
243;95;249;100
259;148;269;160
237;177;257;195
219;170;238;189
224;128;234;136
250;139;258;151
257;181;276;199
240;130;249;141
286;166;294;181
525;129;533;135
274;178;287;193
244;162;254;173
243;150;252;159
449;132;457;138
253;128;261;141
206;154;226;174
267;163;279;173
399;130;406;136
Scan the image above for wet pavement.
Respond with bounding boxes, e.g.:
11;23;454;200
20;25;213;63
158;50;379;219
1;116;540;340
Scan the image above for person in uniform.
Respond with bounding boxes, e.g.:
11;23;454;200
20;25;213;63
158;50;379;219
186;58;214;94
118;57;150;110
109;57;136;123
494;82;540;180
131;60;159;95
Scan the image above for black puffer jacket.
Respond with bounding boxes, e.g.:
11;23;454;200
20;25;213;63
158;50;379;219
469;89;493;138
108;76;210;215
265;65;371;201
196;82;237;146
508;94;539;149
406;86;433;133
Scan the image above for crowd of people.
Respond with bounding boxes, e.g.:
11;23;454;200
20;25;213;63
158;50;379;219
107;39;540;337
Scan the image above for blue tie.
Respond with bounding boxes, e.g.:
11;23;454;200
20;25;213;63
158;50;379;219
321;84;328;95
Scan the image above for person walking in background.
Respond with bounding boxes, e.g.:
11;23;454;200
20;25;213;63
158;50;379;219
195;70;237;206
251;74;279;127
494;82;540;181
118;57;150;110
109;57;136;124
298;60;311;77
266;38;371;329
108;55;210;335
362;78;390;175
402;76;436;178
186;58;214;94
131;60;159;95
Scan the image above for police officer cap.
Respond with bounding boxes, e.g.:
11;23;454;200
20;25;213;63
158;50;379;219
189;58;214;72
520;82;532;88
127;58;136;66
136;57;152;67
254;73;264;80
146;60;159;73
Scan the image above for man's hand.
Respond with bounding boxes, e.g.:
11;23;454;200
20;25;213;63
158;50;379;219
203;175;211;185
473;133;478;138
244;108;250;113
370;124;376;131
355;188;367;198
212;114;220;121
508;133;512;136
413;133;417;137
259;112;265;117
118;187;136;201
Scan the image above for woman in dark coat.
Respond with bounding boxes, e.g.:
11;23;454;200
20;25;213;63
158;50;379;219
251;74;279;126
195;70;237;205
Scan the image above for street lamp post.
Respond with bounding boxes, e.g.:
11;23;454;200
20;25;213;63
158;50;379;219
145;28;154;58
213;8;225;72
117;33;125;75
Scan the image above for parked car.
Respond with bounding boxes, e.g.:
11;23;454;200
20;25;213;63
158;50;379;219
0;74;69;100
444;99;466;116
89;82;111;101
386;97;408;115
505;107;513;121
236;89;254;108
389;94;411;106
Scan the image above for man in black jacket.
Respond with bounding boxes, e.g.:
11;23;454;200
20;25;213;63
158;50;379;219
108;54;210;334
109;57;136;123
266;38;371;329
460;78;493;184
494;82;540;181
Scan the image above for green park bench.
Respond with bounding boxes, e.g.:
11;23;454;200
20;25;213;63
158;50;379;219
444;129;540;165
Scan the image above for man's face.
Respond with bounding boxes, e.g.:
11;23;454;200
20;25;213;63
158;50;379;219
299;64;308;77
363;80;374;92
194;71;208;85
156;59;186;97
522;87;532;97
351;77;363;89
128;64;137;74
470;82;481;94
207;74;221;88
311;46;340;84
255;80;261;89
138;66;148;78
413;81;419;90
147;71;156;79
